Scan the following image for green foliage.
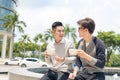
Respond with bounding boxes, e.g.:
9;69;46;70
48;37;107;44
44;29;54;41
106;53;120;67
97;31;120;65
115;34;120;52
64;24;77;43
13;42;40;53
13;52;24;58
97;31;116;47
30;54;39;58
2;13;26;35
39;54;45;61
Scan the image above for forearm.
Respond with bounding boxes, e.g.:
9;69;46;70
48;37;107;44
77;50;98;66
64;56;76;64
83;52;105;68
84;54;97;65
73;66;79;72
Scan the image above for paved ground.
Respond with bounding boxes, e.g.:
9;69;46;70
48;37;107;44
0;74;8;80
0;64;20;80
0;64;20;73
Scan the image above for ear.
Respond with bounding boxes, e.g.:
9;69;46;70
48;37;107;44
85;28;88;32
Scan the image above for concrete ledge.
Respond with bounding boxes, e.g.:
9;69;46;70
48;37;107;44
105;67;120;76
9;68;44;80
9;67;120;80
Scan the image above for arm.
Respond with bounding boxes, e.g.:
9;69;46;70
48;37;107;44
88;40;106;68
77;40;106;68
45;52;52;65
69;56;82;79
64;56;76;64
64;42;76;64
45;44;53;65
94;43;106;68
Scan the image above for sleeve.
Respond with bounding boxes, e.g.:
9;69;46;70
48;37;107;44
88;39;106;68
73;56;82;71
94;42;106;68
72;40;83;72
64;41;76;64
45;56;52;65
85;39;106;68
45;44;52;65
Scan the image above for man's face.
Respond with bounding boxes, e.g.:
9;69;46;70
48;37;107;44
78;25;86;37
52;26;64;41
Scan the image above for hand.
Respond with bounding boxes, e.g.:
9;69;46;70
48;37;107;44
77;49;93;62
77;49;87;59
54;56;65;62
45;51;51;57
68;72;77;80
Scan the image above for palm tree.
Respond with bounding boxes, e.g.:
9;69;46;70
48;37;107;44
64;24;70;39
33;33;48;52
33;33;43;44
12;0;18;6
0;5;15;13
70;27;77;43
19;34;31;43
0;0;18;13
34;33;45;51
18;34;31;57
64;24;77;43
2;13;26;36
44;28;54;41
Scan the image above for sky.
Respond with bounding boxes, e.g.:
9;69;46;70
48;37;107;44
15;0;120;42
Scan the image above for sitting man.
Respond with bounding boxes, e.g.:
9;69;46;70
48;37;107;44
69;17;106;80
40;21;76;80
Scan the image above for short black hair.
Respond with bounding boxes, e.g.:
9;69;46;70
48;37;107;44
52;21;63;30
77;17;95;34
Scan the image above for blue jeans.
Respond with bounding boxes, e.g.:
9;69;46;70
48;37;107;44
74;72;105;80
40;69;69;80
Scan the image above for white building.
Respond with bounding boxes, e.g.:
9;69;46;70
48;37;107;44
0;0;14;60
0;30;13;59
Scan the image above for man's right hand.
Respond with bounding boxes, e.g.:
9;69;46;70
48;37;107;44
68;71;77;80
45;51;51;58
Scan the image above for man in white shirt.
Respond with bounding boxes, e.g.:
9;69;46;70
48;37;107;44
40;21;76;80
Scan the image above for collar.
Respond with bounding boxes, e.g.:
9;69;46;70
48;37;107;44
54;38;65;44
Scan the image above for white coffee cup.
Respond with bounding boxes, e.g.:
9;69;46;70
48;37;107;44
69;49;77;55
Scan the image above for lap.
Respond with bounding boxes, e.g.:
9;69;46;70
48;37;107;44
74;72;105;80
40;69;69;80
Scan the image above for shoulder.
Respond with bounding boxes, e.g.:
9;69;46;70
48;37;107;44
63;38;75;48
93;37;106;48
78;38;84;44
64;38;73;44
47;42;54;48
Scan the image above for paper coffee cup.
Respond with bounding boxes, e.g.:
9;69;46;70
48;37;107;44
69;49;77;55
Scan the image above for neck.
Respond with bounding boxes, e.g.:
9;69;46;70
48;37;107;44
84;34;92;43
55;39;61;43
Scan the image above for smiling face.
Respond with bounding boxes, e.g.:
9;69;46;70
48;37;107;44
52;26;65;43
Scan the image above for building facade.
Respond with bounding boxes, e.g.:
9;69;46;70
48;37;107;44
0;0;14;60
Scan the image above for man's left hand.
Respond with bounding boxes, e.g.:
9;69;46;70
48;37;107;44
54;56;65;62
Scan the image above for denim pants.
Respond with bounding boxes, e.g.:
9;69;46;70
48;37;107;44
74;72;105;80
40;69;69;80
